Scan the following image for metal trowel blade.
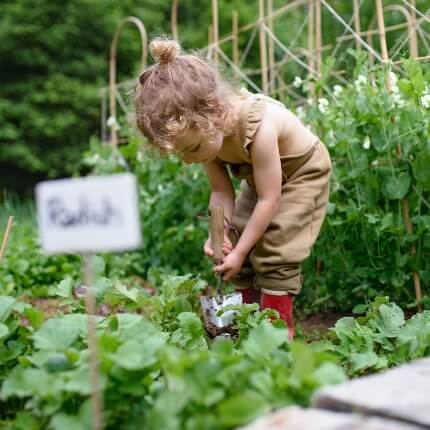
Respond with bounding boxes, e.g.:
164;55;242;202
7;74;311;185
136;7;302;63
200;292;242;328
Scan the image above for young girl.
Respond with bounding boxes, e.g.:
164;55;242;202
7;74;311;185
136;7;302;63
134;38;332;338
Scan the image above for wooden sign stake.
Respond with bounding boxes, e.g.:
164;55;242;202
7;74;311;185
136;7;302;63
83;254;103;430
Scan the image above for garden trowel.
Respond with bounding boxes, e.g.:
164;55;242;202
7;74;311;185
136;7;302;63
200;205;242;336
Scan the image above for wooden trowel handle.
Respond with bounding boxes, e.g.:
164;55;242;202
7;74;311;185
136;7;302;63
208;205;224;264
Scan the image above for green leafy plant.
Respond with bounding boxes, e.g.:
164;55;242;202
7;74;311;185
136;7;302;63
317;297;430;376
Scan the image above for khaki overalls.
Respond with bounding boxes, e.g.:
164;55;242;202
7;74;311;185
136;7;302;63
217;89;332;296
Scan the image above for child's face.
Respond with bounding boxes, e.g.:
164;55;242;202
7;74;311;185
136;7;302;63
174;128;223;164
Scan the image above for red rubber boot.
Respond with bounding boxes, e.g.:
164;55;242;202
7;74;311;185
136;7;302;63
238;288;261;305
260;292;295;340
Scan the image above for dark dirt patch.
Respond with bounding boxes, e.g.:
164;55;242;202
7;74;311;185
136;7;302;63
296;311;353;340
205;320;238;338
203;307;238;338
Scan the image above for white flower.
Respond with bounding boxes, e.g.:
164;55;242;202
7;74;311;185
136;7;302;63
136;150;144;162
363;136;371;150
392;93;405;108
354;74;367;90
333;85;343;97
421;94;430;109
318;98;329;114
371;159;379;167
296;106;305;119
107;116;120;131
307;98;314;106
388;71;398;85
293;76;303;88
387;71;401;94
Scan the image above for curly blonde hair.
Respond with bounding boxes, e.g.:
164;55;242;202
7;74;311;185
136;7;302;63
134;37;238;154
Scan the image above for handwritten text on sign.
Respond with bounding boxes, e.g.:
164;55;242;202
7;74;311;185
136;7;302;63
36;174;141;254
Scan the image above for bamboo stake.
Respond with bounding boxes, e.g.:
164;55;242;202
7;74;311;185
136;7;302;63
410;0;418;58
259;0;269;93
267;0;276;94
208;25;214;61
277;66;286;100
353;0;361;50
314;0;323;275
315;0;322;75
308;0;315;71
374;0;422;312
171;0;178;40
375;0;389;65
212;0;219;63
0;217;13;264
83;255;103;430
402;200;422;311
232;10;239;80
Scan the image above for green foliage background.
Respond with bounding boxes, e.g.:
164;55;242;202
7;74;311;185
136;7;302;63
0;0;171;193
2;0;430;193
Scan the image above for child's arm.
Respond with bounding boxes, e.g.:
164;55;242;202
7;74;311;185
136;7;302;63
215;122;282;280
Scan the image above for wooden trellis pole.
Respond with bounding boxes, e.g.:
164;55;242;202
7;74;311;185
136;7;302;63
353;0;361;50
171;0;178;40
208;25;214;60
410;0;418;58
259;0;269;93
375;0;389;65
212;0;219;62
232;10;239;80
0;217;13;264
267;0;276;94
375;0;422;312
308;0;315;71
315;0;322;75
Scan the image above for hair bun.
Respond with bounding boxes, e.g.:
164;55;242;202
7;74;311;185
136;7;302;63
149;38;181;64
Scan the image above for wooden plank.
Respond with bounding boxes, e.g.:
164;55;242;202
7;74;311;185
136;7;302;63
313;358;430;428
238;406;423;430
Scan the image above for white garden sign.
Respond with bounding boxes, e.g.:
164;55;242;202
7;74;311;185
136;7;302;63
36;173;141;254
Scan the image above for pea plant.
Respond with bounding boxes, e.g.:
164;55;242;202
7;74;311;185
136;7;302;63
296;58;430;312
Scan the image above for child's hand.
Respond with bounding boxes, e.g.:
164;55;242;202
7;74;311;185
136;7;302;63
204;234;232;257
213;250;244;281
